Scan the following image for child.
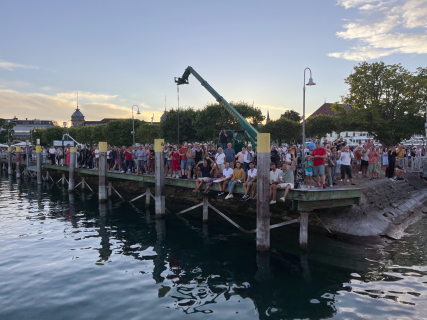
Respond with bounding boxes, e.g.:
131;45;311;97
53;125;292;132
171;148;181;178
305;155;313;188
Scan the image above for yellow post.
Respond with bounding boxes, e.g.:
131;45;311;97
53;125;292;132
154;139;165;216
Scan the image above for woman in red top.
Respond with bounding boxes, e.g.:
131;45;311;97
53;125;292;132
65;148;70;166
171;147;181;178
354;147;362;178
123;148;134;173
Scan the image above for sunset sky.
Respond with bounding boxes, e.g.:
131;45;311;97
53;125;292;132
1;0;426;125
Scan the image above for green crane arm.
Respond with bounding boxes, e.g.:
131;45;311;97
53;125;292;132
175;66;258;147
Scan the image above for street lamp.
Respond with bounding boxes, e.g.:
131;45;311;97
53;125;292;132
131;105;141;147
302;67;316;169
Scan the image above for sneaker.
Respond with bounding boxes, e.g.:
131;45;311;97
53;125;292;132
315;184;321;188
225;194;233;200
323;184;326;189
243;196;250;201
358;171;362;174
240;195;248;201
389;178;395;181
218;192;224;196
270;200;276;204
279;197;286;202
332;183;337;185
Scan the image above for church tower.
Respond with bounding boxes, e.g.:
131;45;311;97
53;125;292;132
71;93;85;128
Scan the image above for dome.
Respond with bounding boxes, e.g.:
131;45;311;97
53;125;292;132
160;111;167;122
71;108;85;121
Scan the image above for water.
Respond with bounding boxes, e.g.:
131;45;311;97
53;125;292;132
1;174;426;320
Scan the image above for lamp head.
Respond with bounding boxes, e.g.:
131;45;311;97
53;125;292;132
137;110;141;115
306;77;316;86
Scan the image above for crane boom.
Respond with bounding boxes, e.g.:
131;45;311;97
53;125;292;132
175;66;258;146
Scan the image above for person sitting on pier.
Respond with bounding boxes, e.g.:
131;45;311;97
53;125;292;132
268;162;282;204
193;160;213;193
217;162;233;196
203;163;223;194
224;162;245;199
270;155;297;204
241;162;257;201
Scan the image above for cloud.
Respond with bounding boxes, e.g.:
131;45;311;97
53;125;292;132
55;91;119;101
0;60;38;71
0;89;163;124
330;0;427;60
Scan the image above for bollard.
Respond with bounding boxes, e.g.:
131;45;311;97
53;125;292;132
203;197;208;222
98;142;107;203
62;173;65;186
36;145;42;185
7;147;12;175
145;188;151;207
299;212;309;251
16;146;21;178
108;181;112;198
81;177;85;191
68;147;76;192
154;139;165;217
256;133;271;251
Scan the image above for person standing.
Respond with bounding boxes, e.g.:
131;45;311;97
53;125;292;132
224;143;236;169
243;145;254;172
215;147;226;171
270;145;279;166
235;147;246;167
135;145;146;174
219;129;228;150
340;146;355;185
312;143;327;188
179;142;188;179
388;146;398;180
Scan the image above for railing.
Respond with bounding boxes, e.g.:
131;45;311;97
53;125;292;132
398;156;427;172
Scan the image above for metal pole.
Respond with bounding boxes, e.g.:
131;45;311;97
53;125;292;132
36;144;42;185
177;85;180;145
68;147;76;192
15;146;21;178
26;140;29;169
7;147;12;175
98;142;107;203
154;139;165;217
256;133;271;251
132;108;135;148
302;79;306;167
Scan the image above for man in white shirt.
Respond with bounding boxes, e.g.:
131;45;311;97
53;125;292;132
217;162;234;196
94;147;99;170
242;162;257;201
243;145;255;172
215;147;226;171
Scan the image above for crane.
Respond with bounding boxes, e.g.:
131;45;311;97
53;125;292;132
175;66;259;149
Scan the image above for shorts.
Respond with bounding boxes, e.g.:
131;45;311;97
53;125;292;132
166;159;172;165
313;165;325;176
186;158;195;169
94;158;99;162
278;182;294;189
367;162;376;172
246;177;256;186
217;163;225;172
356;159;361;164
361;160;368;167
199;177;210;182
181;160;187;169
305;171;312;176
341;164;352;178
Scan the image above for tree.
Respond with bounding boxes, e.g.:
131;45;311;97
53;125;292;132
280;110;301;122
42;127;67;146
261;118;302;145
193;101;264;143
103;119;143;146
305;115;338;139
75;125;95;146
136;123;161;144
0;118;16;143
333;62;427;146
160;107;199;144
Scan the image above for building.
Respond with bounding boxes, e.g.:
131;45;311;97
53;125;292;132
3;116;57;142
71;107;85;128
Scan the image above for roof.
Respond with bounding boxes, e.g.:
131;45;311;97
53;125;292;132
71;108;85;121
84;118;118;126
308;103;351;119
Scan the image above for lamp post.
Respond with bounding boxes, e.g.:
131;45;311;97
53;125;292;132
302;67;316;169
131;105;141;147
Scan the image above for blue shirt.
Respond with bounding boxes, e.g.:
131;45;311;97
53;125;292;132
308;142;316;152
224;148;236;163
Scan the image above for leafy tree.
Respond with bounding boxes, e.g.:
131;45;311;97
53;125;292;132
41;127;67;146
305;115;338;139
193;101;264;143
261;118;302;145
280;110;301;122
90;125;105;146
136;123;161;144
160;107;199;144
0;119;16;143
333;62;427;146
75;125;95;146
103;119;143;146
30;128;45;146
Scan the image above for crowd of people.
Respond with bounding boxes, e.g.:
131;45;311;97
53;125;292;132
1;135;422;204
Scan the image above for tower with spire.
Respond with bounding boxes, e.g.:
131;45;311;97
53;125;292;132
71;92;85;128
266;109;270;123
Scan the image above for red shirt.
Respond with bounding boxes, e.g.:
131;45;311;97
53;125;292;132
179;147;188;161
125;151;133;161
312;148;326;166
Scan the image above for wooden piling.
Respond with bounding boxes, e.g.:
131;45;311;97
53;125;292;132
145;188;151;207
81;177;85;190
203;197;209;222
7;147;12;175
299;211;309;250
256;133;271;251
154;139;165;217
15;146;21;178
36;145;42;185
62;173;66;186
108;181;112;198
68;147;76;192
98;142;107;203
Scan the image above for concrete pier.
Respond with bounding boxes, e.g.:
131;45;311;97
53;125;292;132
36;145;42;185
154;139;165;217
7;147;12;175
15;146;21;178
68;147;76;192
98;142;107;203
256;133;271;251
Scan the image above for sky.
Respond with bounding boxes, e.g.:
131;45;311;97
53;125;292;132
0;0;426;125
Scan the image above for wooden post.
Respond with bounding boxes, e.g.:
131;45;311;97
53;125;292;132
154;139;165;217
81;177;85;191
299;211;309;251
203;197;209;222
15;146;21;178
108;181;112;198
98;142;107;203
61;173;65;186
36;145;42;185
7;147;12;175
256;133;271;251
68;147;76;192
145;188;151;207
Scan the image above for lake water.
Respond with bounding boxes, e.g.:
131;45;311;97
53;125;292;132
1;173;426;320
